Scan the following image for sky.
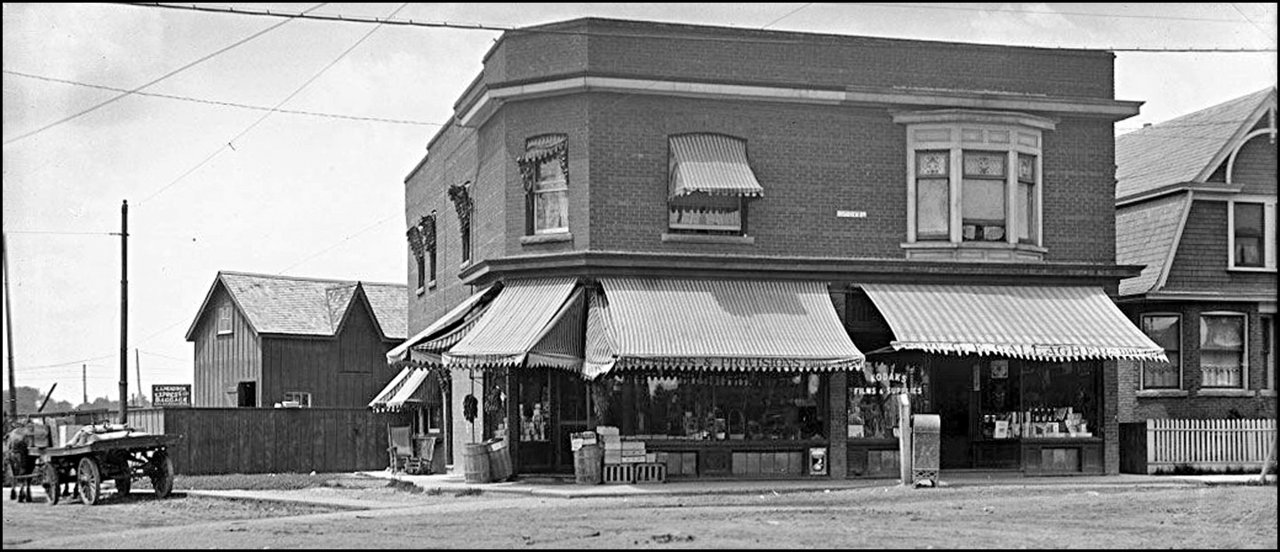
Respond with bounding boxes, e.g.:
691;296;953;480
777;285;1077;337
2;3;1277;407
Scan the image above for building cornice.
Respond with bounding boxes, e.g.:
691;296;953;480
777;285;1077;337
457;250;1141;289
454;74;1142;129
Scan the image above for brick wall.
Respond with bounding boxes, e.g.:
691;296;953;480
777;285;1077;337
1119;302;1277;421
1164;200;1278;295
487;19;1115;99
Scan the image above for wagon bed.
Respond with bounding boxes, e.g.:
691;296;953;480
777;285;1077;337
36;429;182;506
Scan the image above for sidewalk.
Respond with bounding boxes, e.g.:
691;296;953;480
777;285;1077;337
182;470;1275;508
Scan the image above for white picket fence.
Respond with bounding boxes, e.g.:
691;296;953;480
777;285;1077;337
1145;419;1276;473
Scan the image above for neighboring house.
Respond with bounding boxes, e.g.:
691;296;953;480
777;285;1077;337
1115;87;1278;421
186;271;408;408
397;18;1163;480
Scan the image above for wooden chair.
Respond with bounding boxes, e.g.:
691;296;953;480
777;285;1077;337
405;436;437;475
387;425;414;474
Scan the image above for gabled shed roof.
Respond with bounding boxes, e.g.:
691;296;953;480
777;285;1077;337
185;272;407;341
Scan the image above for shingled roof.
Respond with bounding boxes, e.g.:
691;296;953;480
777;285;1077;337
1115;192;1192;297
1115;87;1275;201
185;272;407;341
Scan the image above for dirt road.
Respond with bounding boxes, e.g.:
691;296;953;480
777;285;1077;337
3;481;1275;548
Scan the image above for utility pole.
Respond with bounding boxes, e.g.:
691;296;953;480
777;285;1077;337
3;232;17;421
82;364;87;407
135;348;143;406
119;200;128;425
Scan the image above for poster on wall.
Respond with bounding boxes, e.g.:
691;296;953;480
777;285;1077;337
808;447;828;476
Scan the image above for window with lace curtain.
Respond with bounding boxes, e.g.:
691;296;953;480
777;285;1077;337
1140;314;1181;389
1200;313;1246;389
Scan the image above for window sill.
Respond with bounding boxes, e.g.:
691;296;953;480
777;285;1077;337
1226;266;1277;273
1196;388;1251;397
1136;389;1188;398
416;286;425;296
459;261;471;271
216;331;233;337
900;241;1046;262
520;232;573;245
662;233;755;245
1258;390;1276;397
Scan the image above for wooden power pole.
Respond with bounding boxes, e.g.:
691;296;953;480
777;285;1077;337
119;200;128;425
3;232;17;422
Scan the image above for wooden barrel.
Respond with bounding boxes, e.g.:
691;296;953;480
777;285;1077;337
574;444;603;485
463;443;491;484
487;439;513;482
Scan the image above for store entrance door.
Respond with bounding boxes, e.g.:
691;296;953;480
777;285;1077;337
515;369;590;474
931;363;974;469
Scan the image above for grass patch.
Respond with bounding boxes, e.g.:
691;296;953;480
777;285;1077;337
385;479;424;494
426;487;444;496
454;487;483;497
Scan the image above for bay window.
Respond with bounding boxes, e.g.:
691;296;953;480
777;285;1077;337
894;110;1054;261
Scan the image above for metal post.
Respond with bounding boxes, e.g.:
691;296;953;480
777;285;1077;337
119;200;128;425
3;232;17;421
135;348;143;406
83;364;87;406
897;393;912;485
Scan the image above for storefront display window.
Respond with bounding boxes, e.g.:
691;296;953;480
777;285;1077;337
847;361;928;440
982;361;1099;439
595;373;827;441
481;367;508;441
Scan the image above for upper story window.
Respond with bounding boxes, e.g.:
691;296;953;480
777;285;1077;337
667;134;762;237
448;183;473;264
1200;312;1247;389
518;135;569;235
217;303;232;335
894;110;1055;262
1139;313;1181;390
407;213;437;293
1228;198;1276;270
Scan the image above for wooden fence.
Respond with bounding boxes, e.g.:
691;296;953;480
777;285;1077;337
1119;419;1276;474
127;407;409;476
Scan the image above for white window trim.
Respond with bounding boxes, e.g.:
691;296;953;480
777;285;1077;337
1199;311;1249;391
1139;312;1183;391
1262;314;1275;394
282;391;312;408
896;110;1054;254
1226;196;1277;271
217;304;233;335
532;169;569;235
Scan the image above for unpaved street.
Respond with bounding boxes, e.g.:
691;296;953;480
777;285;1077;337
3;482;1276;548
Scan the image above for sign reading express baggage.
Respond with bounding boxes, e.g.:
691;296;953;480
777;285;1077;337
152;384;192;408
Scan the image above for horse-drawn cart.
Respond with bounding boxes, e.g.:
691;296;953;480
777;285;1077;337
40;428;181;505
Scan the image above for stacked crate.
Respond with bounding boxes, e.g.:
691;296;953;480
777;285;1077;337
598;426;634;484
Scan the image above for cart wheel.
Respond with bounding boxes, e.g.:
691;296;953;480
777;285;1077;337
115;477;131;497
151;451;174;499
78;457;101;506
42;462;60;506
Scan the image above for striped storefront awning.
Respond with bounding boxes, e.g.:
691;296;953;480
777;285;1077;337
444;278;582;370
586;278;865;377
859;284;1168;362
368;366;431;412
385;285;499;364
669;134;764;198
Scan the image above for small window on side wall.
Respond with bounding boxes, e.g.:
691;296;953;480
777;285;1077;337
282;392;311;408
217;304;232;335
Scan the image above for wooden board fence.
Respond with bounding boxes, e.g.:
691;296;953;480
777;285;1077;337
127;407;409;476
1126;419;1276;474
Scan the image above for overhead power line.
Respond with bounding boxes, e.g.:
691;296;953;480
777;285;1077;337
851;2;1274;24
119;3;1278;52
3;70;442;127
2;3;329;147
137;2;409;206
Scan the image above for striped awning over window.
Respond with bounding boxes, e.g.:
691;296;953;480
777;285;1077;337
860;284;1168;362
368;366;430;412
444;278;582;370
585;278;864;377
669;134;764;198
385;285;499;364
